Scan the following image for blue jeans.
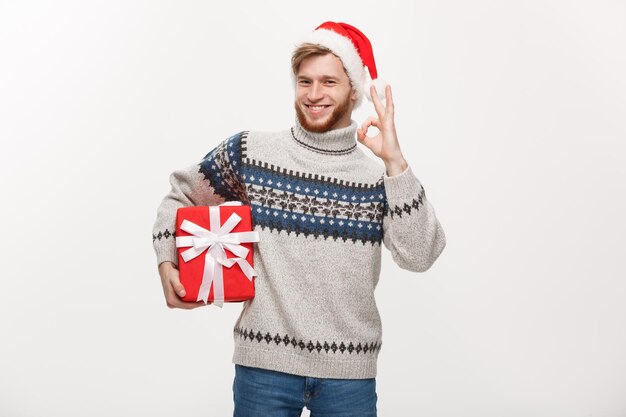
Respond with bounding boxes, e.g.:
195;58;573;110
233;364;378;417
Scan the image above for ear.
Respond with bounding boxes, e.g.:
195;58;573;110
351;88;357;102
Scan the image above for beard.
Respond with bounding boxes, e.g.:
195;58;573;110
295;94;352;133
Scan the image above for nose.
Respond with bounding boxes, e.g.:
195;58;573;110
307;81;324;102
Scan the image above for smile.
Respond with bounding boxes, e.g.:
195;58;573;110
305;104;331;114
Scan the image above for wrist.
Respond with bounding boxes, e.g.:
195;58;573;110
384;156;408;177
159;261;177;272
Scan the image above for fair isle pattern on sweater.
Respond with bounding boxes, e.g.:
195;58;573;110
199;131;391;245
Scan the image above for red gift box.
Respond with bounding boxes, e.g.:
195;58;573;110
175;202;259;307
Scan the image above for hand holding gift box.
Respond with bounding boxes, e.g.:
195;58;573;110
175;202;260;308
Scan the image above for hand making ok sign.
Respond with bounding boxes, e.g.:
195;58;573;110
357;84;409;176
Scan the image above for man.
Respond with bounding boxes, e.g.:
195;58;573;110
152;21;446;416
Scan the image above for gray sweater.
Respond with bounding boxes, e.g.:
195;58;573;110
152;118;446;379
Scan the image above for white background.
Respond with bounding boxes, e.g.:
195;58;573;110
1;0;625;416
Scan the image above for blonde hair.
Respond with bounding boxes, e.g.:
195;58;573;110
291;43;349;79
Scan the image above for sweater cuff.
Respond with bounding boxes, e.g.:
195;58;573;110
383;165;422;201
154;242;178;267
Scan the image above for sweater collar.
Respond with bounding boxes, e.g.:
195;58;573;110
291;118;358;155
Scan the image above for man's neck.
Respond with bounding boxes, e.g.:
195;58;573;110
291;117;358;155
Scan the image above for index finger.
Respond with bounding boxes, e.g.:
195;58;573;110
370;84;385;118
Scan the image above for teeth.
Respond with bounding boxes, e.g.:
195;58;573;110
309;105;327;111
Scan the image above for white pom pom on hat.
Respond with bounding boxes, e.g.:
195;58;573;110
294;21;387;108
364;77;388;102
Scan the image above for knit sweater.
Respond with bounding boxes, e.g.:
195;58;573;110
152;118;446;379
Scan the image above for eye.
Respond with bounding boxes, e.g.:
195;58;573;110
298;79;311;85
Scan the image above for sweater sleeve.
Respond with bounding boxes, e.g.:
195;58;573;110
151;133;247;267
381;165;446;272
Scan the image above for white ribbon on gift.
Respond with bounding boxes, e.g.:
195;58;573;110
175;202;260;308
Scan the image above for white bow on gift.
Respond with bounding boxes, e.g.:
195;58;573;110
175;202;260;308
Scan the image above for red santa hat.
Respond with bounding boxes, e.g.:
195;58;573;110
294;21;387;108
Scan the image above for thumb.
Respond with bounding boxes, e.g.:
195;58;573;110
169;271;186;297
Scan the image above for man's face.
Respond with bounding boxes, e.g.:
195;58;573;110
294;53;357;133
